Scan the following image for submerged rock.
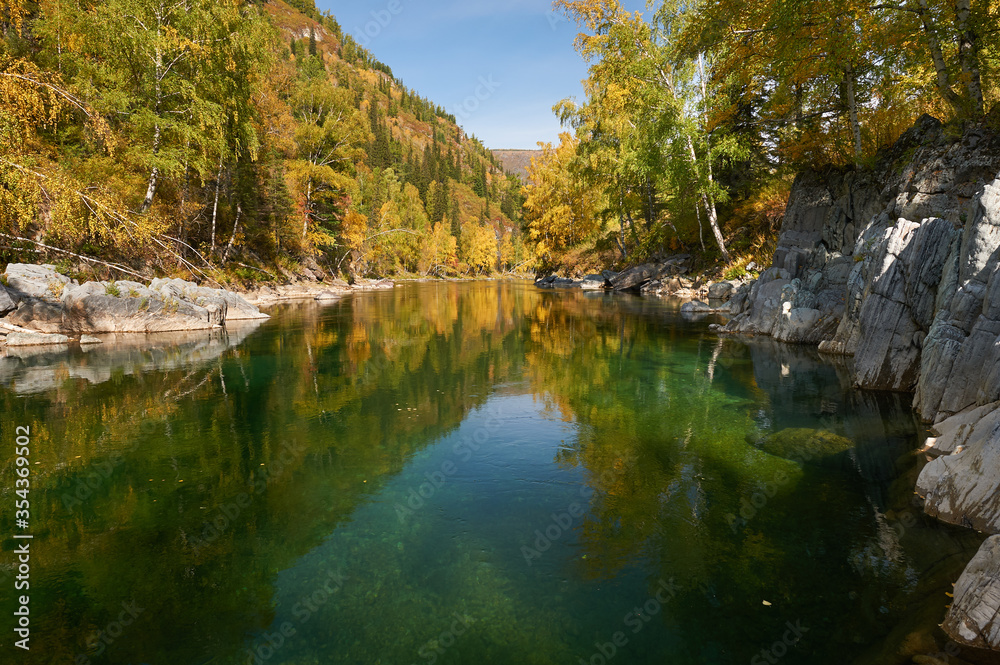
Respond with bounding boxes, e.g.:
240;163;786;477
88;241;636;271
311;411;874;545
756;428;855;467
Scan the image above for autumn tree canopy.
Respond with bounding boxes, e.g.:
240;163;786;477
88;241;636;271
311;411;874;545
525;0;1000;275
0;0;528;281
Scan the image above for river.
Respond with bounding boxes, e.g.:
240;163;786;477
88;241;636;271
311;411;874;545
0;280;983;664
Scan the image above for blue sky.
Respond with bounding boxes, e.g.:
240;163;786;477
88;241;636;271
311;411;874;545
320;0;647;150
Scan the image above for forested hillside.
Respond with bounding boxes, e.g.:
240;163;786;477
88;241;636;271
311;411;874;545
0;0;528;284
523;0;1000;277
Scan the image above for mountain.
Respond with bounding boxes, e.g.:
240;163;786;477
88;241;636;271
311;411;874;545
0;0;529;283
493;150;543;181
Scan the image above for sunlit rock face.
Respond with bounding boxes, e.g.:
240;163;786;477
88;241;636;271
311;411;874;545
721;114;1000;650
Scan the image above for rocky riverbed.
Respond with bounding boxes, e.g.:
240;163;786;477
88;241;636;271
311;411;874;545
711;114;1000;653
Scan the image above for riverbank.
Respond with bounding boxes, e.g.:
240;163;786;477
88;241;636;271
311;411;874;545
0;255;741;351
532;256;750;307
0;262;405;348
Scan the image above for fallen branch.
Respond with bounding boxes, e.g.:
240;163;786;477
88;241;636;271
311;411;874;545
0;232;147;279
233;261;275;278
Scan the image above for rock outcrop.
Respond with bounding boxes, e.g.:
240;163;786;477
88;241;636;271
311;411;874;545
716;115;1000;651
1;264;269;336
723;115;1000;419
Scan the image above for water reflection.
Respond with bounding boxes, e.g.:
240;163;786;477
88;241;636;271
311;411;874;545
0;281;983;665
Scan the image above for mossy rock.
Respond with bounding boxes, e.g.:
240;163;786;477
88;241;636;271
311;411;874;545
757;428;855;467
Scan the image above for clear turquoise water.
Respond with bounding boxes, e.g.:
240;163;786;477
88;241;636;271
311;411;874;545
0;281;983;664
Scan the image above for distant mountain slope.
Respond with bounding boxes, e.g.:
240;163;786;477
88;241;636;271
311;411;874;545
493;150;543;181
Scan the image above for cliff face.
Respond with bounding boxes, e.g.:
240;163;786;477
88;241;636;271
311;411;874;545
727;115;1000;421
723;115;1000;651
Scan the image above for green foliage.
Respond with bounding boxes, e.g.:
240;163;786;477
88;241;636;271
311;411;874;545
0;0;523;279
532;0;1000;273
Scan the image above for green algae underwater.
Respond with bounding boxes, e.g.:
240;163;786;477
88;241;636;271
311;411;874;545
0;281;984;665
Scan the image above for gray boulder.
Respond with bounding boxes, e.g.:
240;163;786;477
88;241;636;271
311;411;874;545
6;331;71;346
611;263;660;291
0;284;17;316
536;275;577;289
2;267;269;334
917;403;1000;533
580;275;607;290
4;264;71;300
9;292;223;333
149;278;268;321
708;281;737;301
681;300;712;313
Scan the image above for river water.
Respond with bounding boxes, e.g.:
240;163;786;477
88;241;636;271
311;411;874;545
0;280;984;664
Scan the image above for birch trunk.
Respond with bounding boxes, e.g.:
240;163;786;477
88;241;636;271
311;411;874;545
302;178;313;240
685;134;729;263
913;0;963;112
210;156;222;252
843;67;863;163
954;0;984;117
139;38;163;214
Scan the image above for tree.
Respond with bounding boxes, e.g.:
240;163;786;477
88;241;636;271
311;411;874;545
286;71;370;250
460;221;497;274
522;133;602;272
420;222;457;275
555;0;733;262
70;0;268;216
